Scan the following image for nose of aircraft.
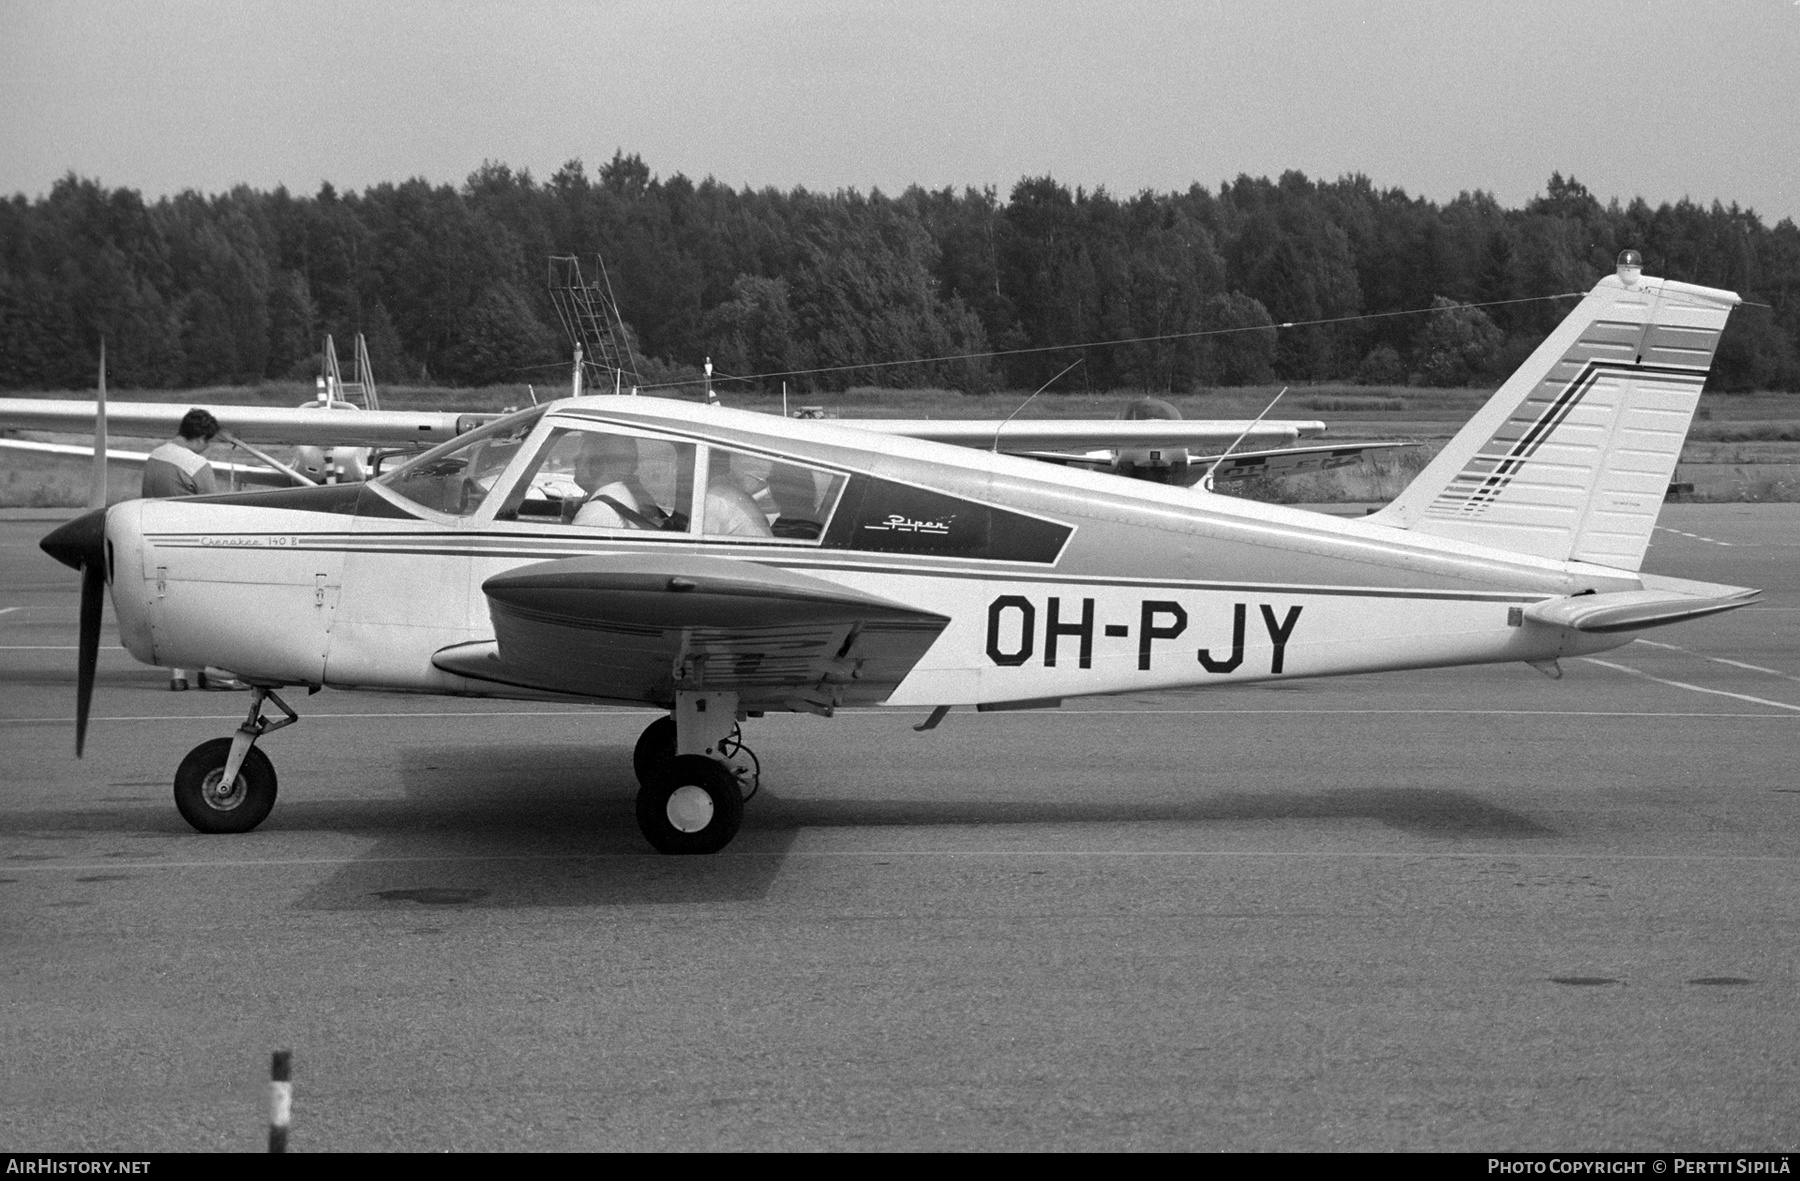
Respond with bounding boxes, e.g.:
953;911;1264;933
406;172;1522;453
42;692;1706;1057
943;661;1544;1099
41;507;109;572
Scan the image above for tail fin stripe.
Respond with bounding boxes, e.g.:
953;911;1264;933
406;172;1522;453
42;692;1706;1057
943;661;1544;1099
1431;360;1711;519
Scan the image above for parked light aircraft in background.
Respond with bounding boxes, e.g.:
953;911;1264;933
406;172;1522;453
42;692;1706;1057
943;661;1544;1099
1;321;1409;491
1;392;1364;488
37;254;1757;854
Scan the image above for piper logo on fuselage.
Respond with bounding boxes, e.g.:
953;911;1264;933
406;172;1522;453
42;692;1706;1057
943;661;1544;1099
985;595;1303;675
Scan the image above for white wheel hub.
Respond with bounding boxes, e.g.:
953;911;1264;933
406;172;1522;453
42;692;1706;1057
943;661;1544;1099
202;768;246;810
665;784;715;833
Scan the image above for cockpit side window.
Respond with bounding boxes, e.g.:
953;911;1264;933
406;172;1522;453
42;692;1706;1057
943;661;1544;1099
492;424;696;532
699;447;848;542
375;409;546;518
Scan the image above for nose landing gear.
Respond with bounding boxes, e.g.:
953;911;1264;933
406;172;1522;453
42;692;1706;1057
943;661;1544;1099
172;686;298;834
632;690;760;854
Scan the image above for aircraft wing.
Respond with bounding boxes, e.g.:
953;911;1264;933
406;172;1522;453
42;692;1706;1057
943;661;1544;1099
0;438;294;487
432;553;950;714
1;398;1325;454
0;397;498;448
1017;440;1419;485
852;418;1327;451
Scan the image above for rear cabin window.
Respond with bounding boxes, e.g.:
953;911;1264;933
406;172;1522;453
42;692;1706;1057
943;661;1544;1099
821;476;1071;563
699;447;848;542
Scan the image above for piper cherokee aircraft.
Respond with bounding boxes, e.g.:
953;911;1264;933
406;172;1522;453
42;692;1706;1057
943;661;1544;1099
38;253;1757;854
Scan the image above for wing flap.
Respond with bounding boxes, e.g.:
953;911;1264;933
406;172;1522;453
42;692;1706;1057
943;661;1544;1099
435;554;949;709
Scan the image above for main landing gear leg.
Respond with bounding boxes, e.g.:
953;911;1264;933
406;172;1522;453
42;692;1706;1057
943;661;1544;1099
172;686;298;834
633;690;757;855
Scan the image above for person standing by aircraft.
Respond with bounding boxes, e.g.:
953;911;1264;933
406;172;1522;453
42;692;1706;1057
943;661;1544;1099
141;408;220;498
140;409;245;691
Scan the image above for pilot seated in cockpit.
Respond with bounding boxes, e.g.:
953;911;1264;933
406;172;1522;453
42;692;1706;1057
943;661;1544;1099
568;434;673;529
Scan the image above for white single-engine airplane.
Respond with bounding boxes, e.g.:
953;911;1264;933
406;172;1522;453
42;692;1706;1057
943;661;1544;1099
40;254;1757;854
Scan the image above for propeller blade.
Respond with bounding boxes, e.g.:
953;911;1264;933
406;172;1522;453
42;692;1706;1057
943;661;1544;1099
40;507;110;757
89;339;108;510
75;562;103;757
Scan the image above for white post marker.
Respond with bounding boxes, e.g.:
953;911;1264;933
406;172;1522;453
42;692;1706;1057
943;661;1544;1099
269;1050;292;1153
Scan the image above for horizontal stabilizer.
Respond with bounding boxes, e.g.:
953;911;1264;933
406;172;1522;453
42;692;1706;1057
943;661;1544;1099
438;554;948;710
1523;587;1760;634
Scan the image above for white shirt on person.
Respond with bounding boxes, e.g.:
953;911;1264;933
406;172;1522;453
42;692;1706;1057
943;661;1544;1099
572;480;661;529
142;441;216;498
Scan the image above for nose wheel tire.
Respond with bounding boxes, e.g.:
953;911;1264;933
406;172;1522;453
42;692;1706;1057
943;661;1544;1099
635;755;743;854
632;715;677;788
173;737;278;834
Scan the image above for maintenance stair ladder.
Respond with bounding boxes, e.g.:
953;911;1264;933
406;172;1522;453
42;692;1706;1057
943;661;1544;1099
321;334;380;410
548;255;638;393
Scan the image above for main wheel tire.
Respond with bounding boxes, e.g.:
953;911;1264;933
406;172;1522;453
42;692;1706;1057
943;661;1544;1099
173;737;278;834
635;754;743;855
632;715;677;788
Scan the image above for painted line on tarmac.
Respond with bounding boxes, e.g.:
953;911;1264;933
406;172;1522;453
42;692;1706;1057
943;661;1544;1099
1653;526;1737;547
1;641;105;649
1579;657;1800;713
1636;639;1800;685
0;709;654;725
6;706;1800;727
9;706;1800;726
5;848;1797;874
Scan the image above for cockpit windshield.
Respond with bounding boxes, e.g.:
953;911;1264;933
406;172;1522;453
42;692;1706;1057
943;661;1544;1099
375;406;548;517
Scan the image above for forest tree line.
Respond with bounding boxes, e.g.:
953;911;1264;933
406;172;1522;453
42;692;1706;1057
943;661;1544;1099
2;154;1797;395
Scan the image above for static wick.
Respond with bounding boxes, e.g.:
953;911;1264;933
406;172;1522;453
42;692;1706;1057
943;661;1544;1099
269;1049;292;1153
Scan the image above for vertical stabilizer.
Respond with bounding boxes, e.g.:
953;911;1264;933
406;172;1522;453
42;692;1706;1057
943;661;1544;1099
1371;264;1739;571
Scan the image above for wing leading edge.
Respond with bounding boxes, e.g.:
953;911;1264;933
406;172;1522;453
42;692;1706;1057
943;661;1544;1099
0;398;496;448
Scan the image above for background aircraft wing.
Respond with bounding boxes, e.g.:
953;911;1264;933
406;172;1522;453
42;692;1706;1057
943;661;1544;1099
1012;440;1418;485
850;418;1327;452
432;553;950;714
0;438;294;487
0;397;497;448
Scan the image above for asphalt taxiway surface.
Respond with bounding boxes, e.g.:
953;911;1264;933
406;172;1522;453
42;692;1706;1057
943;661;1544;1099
2;506;1796;1151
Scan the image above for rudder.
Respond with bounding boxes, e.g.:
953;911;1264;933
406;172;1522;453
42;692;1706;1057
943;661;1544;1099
1372;256;1739;572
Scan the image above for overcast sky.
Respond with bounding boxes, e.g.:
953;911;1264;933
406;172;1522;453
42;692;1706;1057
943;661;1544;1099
2;0;1796;221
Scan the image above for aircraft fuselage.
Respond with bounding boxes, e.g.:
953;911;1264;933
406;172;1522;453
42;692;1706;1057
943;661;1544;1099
101;397;1643;711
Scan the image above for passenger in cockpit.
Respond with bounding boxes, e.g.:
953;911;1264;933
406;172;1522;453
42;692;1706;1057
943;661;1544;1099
705;450;775;537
